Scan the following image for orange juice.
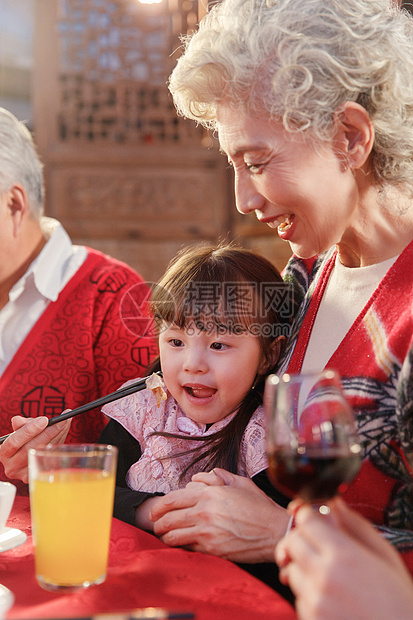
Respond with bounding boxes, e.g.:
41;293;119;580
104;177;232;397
30;468;115;588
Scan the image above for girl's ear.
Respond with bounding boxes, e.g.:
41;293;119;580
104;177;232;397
333;101;375;170
258;335;286;375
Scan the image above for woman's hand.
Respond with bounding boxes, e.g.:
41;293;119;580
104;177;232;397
0;414;72;483
276;497;413;620
150;467;290;563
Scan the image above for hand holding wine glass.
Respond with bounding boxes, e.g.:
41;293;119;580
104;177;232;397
265;369;361;512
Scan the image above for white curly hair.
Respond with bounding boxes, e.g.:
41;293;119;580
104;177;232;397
169;0;413;189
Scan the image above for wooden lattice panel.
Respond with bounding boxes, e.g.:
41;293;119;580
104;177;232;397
55;0;202;145
33;0;231;282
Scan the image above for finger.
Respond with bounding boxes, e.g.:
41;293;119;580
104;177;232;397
283;524;320;565
152;503;201;536
331;497;403;562
277;563;291;586
17;418;71;449
278;545;316;597
275;537;291;568
42;418;72;445
212;468;263;495
9;413;71;442
286;497;305;515
287;503;343;553
10;416;45;432
211;467;239;486
283;501;377;582
159;524;199;548
1;417;50;457
190;470;227;486
291;499;379;558
150;488;197;522
159;520;224;557
184;480;217;492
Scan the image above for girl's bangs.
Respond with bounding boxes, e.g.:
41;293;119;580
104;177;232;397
152;281;261;335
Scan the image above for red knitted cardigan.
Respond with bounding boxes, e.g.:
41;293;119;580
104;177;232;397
0;248;157;493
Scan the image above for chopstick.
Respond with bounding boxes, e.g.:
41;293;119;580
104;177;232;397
0;371;163;445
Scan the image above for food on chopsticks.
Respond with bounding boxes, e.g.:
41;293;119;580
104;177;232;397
146;372;167;407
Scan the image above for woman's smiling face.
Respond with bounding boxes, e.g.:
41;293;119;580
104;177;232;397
217;102;358;259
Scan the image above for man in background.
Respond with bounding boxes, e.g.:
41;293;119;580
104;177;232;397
0;106;157;492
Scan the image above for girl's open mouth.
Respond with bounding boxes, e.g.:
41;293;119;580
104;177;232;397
185;386;217;398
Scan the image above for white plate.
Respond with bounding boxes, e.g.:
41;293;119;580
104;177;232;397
0;584;14;619
0;526;27;553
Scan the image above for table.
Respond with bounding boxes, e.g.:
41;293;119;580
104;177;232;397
0;497;296;620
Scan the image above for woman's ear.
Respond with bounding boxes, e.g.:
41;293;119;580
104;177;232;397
333;101;375;170
259;335;286;375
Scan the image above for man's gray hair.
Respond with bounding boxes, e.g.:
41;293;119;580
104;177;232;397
0;107;44;219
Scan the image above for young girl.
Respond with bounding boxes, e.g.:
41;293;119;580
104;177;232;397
99;243;295;529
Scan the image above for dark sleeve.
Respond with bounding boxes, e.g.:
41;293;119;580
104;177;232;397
252;469;292;508
98;418;164;526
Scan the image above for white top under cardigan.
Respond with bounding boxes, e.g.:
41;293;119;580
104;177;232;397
0;218;86;377
302;254;398;373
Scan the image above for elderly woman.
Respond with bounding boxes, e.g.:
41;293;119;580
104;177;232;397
149;0;413;579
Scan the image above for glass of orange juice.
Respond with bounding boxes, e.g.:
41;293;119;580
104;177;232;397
28;444;117;592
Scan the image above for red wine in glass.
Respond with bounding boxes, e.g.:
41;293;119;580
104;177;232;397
268;447;361;503
265;370;361;506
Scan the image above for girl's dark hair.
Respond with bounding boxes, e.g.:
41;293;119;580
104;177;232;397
146;242;295;481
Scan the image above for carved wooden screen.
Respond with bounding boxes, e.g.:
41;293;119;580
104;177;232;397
33;0;231;281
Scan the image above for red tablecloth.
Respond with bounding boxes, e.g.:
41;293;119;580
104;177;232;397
0;497;296;620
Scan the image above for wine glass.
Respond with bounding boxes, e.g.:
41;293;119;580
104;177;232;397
265;369;361;511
